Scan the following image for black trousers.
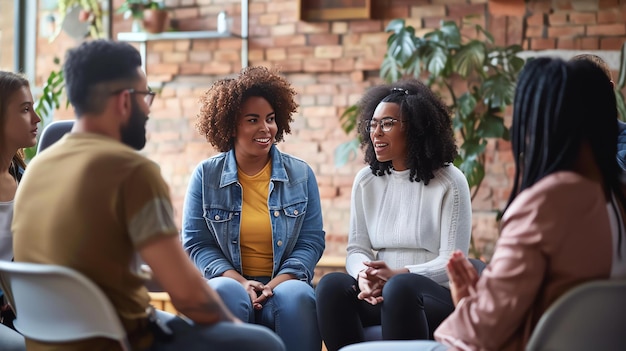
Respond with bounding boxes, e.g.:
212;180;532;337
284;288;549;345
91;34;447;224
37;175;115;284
315;272;454;351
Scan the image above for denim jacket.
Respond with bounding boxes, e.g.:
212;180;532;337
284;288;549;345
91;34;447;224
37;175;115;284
182;145;325;285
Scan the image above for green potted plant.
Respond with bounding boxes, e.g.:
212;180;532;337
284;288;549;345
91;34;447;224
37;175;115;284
117;0;168;33
142;1;168;33
117;0;147;20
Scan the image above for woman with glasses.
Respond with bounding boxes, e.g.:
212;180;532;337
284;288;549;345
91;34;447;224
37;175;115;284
315;79;472;351
182;66;324;351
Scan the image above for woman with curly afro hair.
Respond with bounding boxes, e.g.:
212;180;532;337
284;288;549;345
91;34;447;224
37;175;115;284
315;79;472;351
182;66;324;351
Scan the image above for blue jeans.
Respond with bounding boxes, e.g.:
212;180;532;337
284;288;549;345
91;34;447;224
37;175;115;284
208;276;321;351
150;309;285;351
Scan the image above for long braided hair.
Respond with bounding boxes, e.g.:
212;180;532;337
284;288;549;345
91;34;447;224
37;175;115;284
507;57;626;256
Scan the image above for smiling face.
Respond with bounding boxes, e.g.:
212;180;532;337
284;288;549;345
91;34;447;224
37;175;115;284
3;85;41;151
233;96;277;162
370;101;408;171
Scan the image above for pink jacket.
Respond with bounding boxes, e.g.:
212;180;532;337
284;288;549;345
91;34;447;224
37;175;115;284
434;171;613;351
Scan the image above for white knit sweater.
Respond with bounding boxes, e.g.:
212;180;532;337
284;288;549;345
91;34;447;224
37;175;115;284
346;165;472;287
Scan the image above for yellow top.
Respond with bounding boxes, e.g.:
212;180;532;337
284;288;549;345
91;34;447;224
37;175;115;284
238;161;273;277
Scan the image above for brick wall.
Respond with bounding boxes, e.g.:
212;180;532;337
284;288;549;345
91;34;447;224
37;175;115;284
34;0;626;261
524;0;626;51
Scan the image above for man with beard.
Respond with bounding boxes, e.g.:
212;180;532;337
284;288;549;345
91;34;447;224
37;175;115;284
11;40;285;351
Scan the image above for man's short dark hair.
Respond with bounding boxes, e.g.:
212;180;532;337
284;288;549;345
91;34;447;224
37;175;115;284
63;40;142;116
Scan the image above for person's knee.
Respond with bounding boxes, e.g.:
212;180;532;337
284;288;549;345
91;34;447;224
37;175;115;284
274;280;315;305
243;324;286;351
207;276;252;321
383;273;428;303
208;276;246;297
316;272;356;297
186;322;286;351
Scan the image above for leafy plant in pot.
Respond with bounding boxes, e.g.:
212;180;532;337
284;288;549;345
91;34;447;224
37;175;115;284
117;0;168;33
54;0;107;40
142;1;168;34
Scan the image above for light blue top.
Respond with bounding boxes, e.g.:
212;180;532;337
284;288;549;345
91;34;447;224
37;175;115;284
181;145;325;285
0;166;23;301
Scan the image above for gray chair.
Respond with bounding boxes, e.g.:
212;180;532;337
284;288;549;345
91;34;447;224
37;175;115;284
0;261;131;350
363;258;487;341
36;120;74;154
525;279;626;351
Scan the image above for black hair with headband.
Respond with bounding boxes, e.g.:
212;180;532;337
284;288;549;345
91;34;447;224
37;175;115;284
356;79;457;184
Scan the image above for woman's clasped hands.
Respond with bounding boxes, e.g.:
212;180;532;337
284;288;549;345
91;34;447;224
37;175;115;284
243;280;274;310
357;260;409;305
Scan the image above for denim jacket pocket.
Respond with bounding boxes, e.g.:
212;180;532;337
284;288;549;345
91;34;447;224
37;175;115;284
281;201;307;241
203;208;237;239
282;201;307;218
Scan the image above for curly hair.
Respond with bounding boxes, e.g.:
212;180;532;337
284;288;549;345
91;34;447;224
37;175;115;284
357;79;457;184
196;66;298;152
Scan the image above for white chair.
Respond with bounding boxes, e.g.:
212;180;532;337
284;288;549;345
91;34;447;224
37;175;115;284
0;261;131;351
526;279;626;351
36;120;74;154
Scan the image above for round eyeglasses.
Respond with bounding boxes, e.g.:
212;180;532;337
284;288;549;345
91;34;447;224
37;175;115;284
111;88;156;107
367;117;404;133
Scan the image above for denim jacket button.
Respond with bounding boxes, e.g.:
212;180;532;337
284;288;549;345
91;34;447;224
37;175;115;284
293;209;299;215
277;240;283;246
214;215;220;220
273;211;280;217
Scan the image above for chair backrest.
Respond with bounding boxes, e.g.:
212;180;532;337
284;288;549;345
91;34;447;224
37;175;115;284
36;120;74;154
526;279;626;351
468;258;486;276
0;261;130;351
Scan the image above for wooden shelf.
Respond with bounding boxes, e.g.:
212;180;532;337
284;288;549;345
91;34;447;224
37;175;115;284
116;0;250;72
298;0;373;21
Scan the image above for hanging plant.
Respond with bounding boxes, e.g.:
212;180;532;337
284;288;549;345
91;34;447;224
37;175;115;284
116;0;164;20
52;0;106;41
